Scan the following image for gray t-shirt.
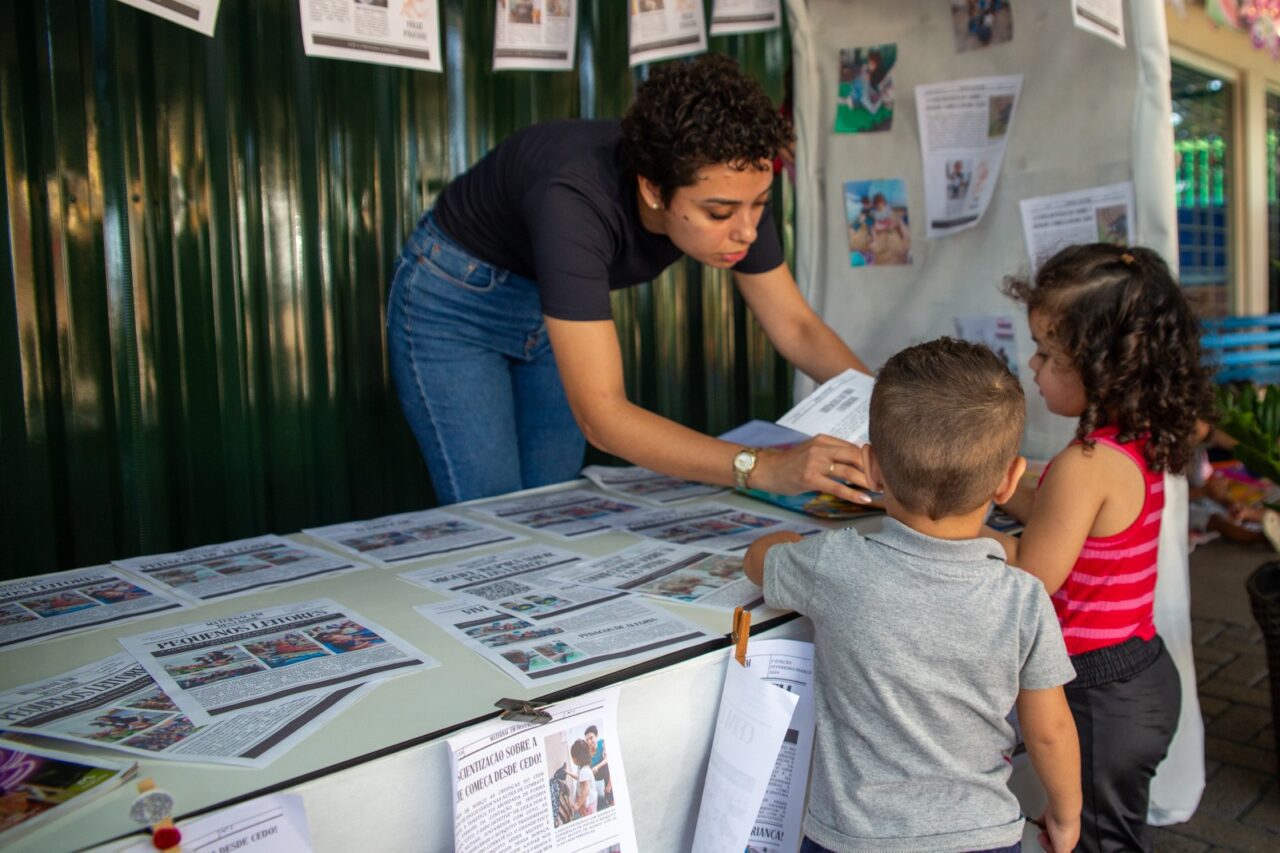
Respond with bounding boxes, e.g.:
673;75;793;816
764;518;1074;852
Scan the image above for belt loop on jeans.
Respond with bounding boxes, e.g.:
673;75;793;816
1067;635;1164;690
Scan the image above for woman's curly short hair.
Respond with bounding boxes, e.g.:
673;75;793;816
620;54;793;202
1003;243;1215;474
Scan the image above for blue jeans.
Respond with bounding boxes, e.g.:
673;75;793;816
801;839;1020;853
386;211;585;504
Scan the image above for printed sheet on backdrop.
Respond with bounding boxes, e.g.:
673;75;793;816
629;0;707;66
492;0;578;71
299;0;442;72
782;0;1198;824
114;0;221;37
709;0;782;36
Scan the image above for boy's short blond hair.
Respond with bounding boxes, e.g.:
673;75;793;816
869;338;1025;520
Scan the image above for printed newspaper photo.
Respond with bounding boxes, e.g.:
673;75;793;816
449;687;637;853
119;599;434;725
0;653;371;769
0;567;186;650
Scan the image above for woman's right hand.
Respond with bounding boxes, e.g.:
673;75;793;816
752;434;874;504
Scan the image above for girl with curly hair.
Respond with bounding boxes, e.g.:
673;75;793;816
992;243;1215;852
387;54;872;506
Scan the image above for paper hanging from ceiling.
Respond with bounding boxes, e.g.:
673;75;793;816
709;0;781;36
629;0;707;66
493;0;578;71
114;0;221;37
299;0;442;72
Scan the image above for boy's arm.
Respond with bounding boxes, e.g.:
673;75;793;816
743;531;805;586
1015;686;1081;853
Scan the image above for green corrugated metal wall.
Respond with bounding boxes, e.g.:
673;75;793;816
0;0;792;579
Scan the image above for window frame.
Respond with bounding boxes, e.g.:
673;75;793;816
1169;50;1239;311
1168;8;1280;315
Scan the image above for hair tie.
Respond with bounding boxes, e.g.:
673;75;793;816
1120;252;1135;265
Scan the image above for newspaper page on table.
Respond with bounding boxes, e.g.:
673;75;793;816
1072;0;1125;48
915;75;1023;239
118;599;434;725
416;594;711;688
399;546;628;618
398;545;587;596
450;686;637;853
112;535;360;604
0;566;187;650
0;739;136;845
690;649;801;853
304;508;525;567
114;0;221;37
548;541;765;611
709;0;781;35
465;488;645;539
741;639;816;853
299;0;442;72
581;465;726;505
617;502;822;554
119;794;312;853
1019;181;1134;275
0;653;370;769
628;0;706;67
492;0;577;71
776;368;875;444
445;577;626;621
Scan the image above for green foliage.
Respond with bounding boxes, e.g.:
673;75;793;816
1217;384;1280;486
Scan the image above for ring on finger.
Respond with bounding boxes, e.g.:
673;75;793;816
828;461;836;477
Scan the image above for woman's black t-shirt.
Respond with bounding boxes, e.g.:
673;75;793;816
432;119;785;321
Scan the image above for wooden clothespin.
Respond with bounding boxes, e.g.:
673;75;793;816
495;697;553;725
129;778;181;852
731;606;752;666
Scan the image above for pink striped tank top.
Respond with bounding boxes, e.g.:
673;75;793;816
1042;425;1163;656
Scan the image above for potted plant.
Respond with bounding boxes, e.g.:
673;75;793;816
1218;382;1280;777
1216;383;1280;487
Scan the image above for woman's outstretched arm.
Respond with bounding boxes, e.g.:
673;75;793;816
545;315;873;502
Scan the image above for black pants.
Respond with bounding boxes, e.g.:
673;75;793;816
1067;638;1181;852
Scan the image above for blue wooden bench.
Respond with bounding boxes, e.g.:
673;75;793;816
1202;314;1280;384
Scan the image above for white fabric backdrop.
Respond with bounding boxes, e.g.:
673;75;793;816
784;0;1202;827
1151;474;1205;825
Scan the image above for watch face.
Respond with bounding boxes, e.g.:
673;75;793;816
734;450;754;472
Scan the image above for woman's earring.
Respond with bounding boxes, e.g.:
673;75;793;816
650;201;660;210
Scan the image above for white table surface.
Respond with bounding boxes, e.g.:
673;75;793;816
4;481;861;853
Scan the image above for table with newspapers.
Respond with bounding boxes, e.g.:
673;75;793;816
0;477;853;853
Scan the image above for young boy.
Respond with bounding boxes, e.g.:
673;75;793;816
744;338;1081;853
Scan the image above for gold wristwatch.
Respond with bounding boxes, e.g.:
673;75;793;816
733;447;760;490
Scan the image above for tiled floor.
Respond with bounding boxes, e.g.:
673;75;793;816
1152;539;1280;850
